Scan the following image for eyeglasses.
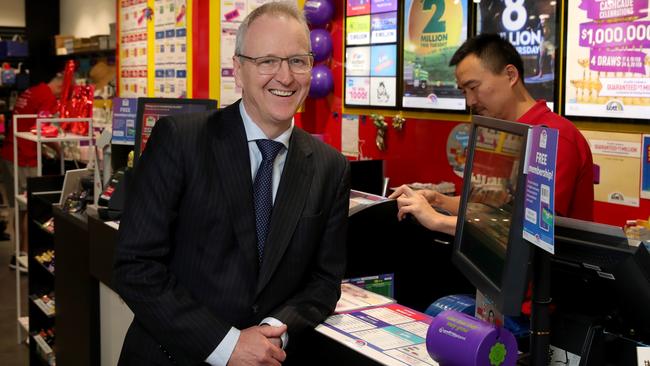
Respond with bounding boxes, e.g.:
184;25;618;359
237;53;314;75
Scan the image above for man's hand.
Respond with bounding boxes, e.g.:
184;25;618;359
228;325;287;366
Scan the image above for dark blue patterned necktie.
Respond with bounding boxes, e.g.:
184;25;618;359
253;139;284;263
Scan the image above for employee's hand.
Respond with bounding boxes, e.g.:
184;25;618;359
390;185;460;215
393;185;457;236
228;325;287;366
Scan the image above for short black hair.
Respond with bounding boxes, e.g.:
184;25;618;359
449;33;525;84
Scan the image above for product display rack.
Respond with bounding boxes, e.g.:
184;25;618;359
12;115;94;365
25;175;63;366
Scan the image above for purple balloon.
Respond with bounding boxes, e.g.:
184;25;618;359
309;65;333;99
304;0;334;28
310;29;333;63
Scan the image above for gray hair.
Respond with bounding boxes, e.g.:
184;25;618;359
234;1;311;56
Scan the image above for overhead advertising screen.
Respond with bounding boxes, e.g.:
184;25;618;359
347;15;371;45
371;12;398;44
345;0;399;108
477;0;558;111
402;0;468;110
372;0;397;14
565;1;650;120
347;0;371;16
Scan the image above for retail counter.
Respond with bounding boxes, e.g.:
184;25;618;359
53;200;471;365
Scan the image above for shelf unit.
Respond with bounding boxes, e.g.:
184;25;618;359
25;176;63;366
12;114;93;362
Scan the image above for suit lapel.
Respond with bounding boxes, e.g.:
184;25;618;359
209;102;259;271
256;129;313;294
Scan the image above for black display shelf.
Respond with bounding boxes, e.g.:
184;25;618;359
26;175;62;366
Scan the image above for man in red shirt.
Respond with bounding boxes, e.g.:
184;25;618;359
390;33;594;234
1;72;63;271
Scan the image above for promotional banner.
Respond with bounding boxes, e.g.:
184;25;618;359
371;12;398;44
582;130;641;207
642;134;650;199
346;46;371;76
347;15;371;45
347;0;371;16
111;97;137;145
372;0;397;14
370;77;397;107
565;1;650;119
477;0;558;110
402;0;468;110
346;77;371;105
523;126;558;254
370;45;397;77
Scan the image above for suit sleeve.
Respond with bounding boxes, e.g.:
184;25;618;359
270;156;350;336
113;117;231;363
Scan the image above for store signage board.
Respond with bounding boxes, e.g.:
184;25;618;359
112;97;137;145
476;0;559;111
523;126;558;254
402;0;468;111
565;1;650;120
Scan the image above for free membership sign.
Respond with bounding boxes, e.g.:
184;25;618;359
523;126;558;254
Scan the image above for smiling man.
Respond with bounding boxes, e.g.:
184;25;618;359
113;2;350;366
389;34;593;236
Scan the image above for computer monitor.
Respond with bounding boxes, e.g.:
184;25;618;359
133;97;218;165
452;115;532;316
350;160;385;196
552;217;650;343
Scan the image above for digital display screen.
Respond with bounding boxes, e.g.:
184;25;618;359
134;99;217;164
460;126;525;286
565;1;650;119
477;0;558;111
402;0;468;111
344;0;399;108
138;103;209;153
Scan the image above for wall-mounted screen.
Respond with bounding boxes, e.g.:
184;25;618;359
133;98;218;166
564;1;650;120
477;0;559;111
402;0;469;111
345;0;400;108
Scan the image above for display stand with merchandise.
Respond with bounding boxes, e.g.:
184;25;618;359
12;115;93;360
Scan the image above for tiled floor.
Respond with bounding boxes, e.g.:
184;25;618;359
1;181;29;364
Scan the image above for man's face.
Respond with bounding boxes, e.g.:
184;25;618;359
454;54;515;120
50;78;64;98
233;14;311;130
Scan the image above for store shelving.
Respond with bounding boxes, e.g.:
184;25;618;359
12;114;93;357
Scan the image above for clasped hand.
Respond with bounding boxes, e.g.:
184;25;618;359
228;325;287;366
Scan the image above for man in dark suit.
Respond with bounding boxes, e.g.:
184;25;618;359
113;2;350;365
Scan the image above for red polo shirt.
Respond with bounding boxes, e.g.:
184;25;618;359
517;100;594;221
1;83;58;167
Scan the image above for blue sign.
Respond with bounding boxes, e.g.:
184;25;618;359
642;135;650;197
112;97;137;145
523;126;558;254
370;44;397;77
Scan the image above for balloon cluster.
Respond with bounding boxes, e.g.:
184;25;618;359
304;0;335;99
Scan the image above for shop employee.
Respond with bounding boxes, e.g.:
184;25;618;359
390;33;594;235
113;2;350;365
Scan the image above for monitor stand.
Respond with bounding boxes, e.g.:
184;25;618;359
530;246;552;365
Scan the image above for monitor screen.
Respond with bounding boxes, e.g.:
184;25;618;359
452;115;532;315
552;217;650;343
350;160;384;196
133;97;218;165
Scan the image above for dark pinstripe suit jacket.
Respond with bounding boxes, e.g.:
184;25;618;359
113;101;350;365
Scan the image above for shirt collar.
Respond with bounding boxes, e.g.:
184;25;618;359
239;102;293;149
